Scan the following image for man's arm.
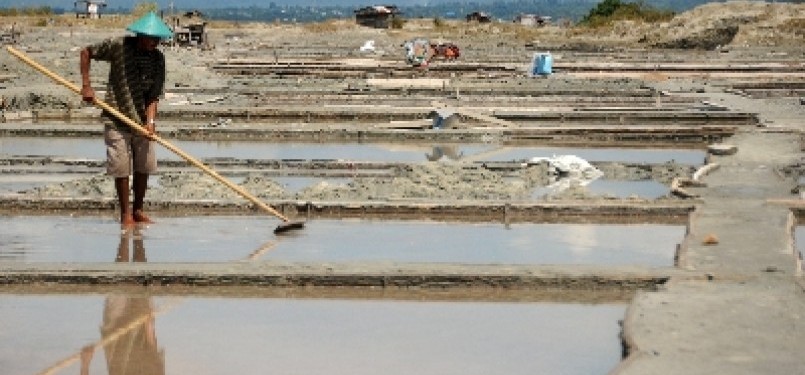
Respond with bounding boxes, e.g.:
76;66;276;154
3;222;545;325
144;99;158;137
79;47;94;103
144;51;165;138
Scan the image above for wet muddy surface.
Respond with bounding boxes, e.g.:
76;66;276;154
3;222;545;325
0;293;626;375
5;168;679;202
0;216;683;266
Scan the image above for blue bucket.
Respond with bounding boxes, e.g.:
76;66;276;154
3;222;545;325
531;52;553;76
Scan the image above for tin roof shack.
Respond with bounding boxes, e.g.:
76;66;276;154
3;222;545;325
466;11;491;23
354;5;401;29
1;23;20;45
514;13;551;26
74;0;107;19
168;10;209;49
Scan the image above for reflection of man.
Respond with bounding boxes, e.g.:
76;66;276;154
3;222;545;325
426;145;463;161
116;227;146;263
80;295;165;375
79;229;163;374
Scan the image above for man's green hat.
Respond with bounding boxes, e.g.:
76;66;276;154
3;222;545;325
126;11;173;39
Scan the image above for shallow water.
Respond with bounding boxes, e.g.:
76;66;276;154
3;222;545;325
1;136;706;164
481;145;705;165
0;216;683;266
0;293;626;375
532;179;669;199
0;137;692;199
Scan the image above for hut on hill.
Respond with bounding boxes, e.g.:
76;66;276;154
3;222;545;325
0;23;20;45
513;13;551;26
167;10;209;48
354;5;401;29
74;0;107;19
466;11;491;23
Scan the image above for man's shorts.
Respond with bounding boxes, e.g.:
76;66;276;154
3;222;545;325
104;124;156;177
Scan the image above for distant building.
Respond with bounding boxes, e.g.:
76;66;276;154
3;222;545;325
74;0;106;19
466;11;491;23
354;5;401;29
514;13;551;26
167;10;209;48
1;23;20;45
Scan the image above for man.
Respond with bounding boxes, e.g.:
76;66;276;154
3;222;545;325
80;12;172;227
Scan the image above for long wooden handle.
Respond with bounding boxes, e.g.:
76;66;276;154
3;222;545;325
6;45;291;222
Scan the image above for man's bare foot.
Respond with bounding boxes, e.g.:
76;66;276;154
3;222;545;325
133;210;154;224
121;215;136;227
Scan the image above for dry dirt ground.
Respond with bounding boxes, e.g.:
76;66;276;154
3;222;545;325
1;2;801;205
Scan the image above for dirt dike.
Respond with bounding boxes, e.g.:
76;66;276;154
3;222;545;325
10;161;691;202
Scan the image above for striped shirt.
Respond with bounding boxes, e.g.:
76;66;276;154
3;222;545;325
88;36;165;131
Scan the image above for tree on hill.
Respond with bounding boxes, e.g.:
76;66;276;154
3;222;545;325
580;0;674;26
131;1;158;17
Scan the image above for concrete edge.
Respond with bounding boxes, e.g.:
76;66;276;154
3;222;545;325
787;211;802;276
607;290;647;375
0;262;706;290
0;196;696;224
674;205;700;269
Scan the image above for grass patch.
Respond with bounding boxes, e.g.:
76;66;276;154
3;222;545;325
780;18;805;35
302;19;342;33
580;0;674;28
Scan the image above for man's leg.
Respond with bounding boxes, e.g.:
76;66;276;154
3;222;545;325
131;131;156;223
115;176;134;226
132;172;152;223
105;125;135;226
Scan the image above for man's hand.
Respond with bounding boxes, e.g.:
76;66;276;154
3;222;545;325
80;84;95;103
144;122;156;140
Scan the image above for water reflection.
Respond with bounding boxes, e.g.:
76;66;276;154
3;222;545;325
1;293;625;375
425;145;464;161
0;217;681;265
115;228;147;263
79;295;166;375
59;226;160;372
1;136;705;164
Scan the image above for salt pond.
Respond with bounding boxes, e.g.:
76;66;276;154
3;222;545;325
0;216;683;266
0;293;626;375
1;136;706;164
